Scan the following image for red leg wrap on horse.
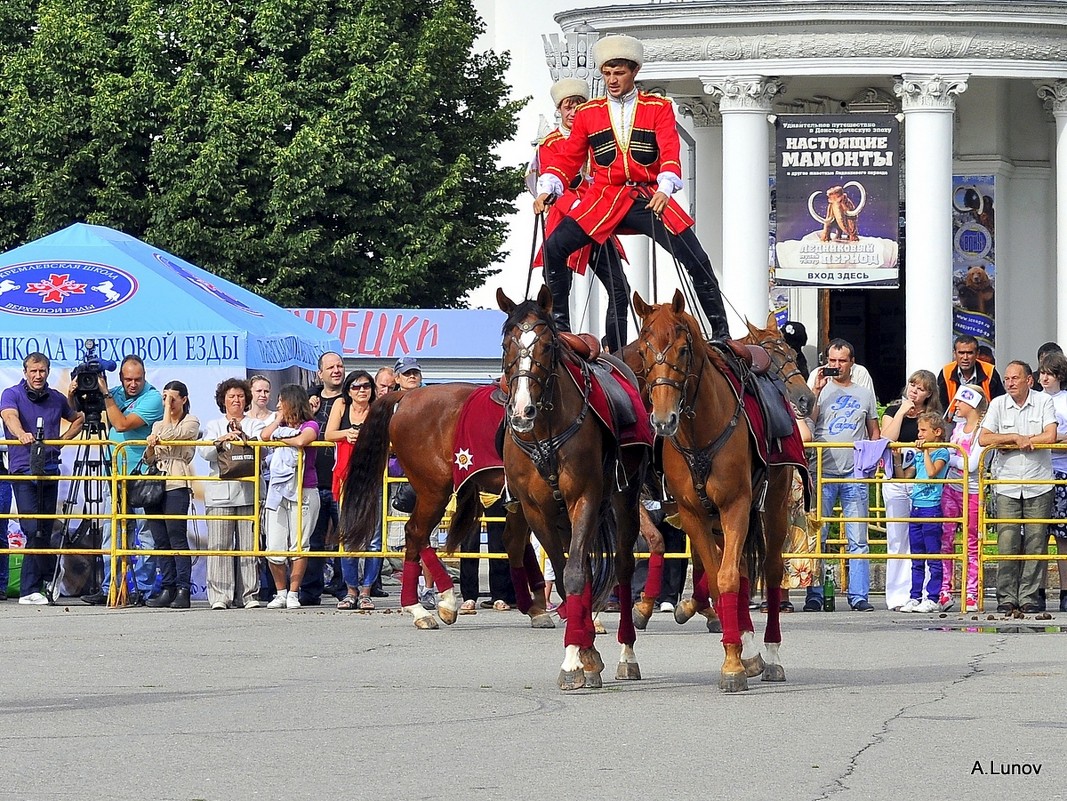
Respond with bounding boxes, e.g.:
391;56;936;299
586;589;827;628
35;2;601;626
615;583;636;646
643;552;664;601
420;547;453;591
582;583;595;640
401;560;421;607
693;566;710;604
765;585;782;643
510;567;533;614
564;593;593;648
522;543;546;591
717;591;742;645
738;576;754;633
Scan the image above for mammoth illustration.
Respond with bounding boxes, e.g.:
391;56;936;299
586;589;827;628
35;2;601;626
808;181;866;242
953;185;994;236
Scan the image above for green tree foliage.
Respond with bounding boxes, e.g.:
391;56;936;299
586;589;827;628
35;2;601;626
0;0;525;307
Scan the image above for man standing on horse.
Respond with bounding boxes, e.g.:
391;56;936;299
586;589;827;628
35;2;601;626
533;34;730;340
532;78;630;352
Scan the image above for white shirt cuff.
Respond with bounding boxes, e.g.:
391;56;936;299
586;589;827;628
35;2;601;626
656;172;682;196
536;174;564;198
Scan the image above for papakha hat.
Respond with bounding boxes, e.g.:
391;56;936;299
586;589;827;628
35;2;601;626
592;34;644;68
550;78;590;108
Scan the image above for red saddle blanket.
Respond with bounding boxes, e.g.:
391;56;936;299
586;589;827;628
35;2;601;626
718;365;807;470
451;366;653;492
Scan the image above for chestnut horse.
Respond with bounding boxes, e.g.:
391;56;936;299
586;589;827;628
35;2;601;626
631;290;811;691
628;309;816;633
337;385;561;630
497;286;649;691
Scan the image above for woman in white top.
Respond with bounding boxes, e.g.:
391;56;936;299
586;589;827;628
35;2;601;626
198;379;266;610
143;381;200;609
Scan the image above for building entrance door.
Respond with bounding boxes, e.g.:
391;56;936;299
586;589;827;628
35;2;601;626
820;284;906;404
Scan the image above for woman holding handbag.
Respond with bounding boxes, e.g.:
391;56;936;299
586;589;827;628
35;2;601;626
143;381;200;608
198;379;267;610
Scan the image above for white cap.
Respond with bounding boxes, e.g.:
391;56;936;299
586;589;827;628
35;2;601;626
550;78;590;108
592;34;644;69
952;385;984;408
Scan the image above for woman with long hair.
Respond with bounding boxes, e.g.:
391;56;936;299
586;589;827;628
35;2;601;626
261;384;321;609
326;370;381;609
143;381;200;608
881;369;943;611
198;379;267;610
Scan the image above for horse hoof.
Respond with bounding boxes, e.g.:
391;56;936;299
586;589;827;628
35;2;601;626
674;599;698;624
704;615;723;634
579;647;605;674
530;613;556;629
583;671;603;689
437;607;457;626
615;662;642;681
632;605;650;631
719;671;749;693
742;653;766;678
762;664;787;683
558;669;585;691
413;616;439;630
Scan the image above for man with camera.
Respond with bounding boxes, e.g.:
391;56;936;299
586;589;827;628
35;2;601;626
1;353;84;604
80;355;164;606
804;338;881;613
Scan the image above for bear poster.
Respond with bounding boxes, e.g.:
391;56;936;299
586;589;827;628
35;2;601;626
773;114;900;287
951;176;995;352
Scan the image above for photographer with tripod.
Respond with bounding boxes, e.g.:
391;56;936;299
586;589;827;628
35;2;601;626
80;354;163;606
1;353;84;604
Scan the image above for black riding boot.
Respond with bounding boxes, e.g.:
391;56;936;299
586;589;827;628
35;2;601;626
169;588;191;609
691;266;730;341
146;587;177;608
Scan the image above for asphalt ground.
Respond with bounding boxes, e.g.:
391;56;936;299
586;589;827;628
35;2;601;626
3;591;1065;801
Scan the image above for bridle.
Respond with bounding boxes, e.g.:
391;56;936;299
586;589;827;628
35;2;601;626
639;322;705;419
753;333;805;387
501;316;559;413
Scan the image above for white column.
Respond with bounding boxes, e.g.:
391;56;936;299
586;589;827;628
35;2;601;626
704;76;783;336
623;235;651;306
894;73;969;374
1036;80;1067;347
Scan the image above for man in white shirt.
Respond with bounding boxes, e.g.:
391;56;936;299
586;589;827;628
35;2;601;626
979;360;1057;614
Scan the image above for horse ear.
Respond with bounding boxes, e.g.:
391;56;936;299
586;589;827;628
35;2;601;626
632;291;652;319
496;287;515;314
671;288;686;314
765;311;780;331
536;284;553;314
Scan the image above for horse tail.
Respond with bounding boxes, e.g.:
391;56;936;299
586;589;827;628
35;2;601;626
445;483;482;555
745;492;768;588
338;397;398;552
590;481;618;612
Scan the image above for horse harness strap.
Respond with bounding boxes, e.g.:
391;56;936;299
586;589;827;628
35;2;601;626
668;393;742;516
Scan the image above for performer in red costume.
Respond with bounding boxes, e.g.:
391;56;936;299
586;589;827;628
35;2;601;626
534;35;730;339
533;78;630;351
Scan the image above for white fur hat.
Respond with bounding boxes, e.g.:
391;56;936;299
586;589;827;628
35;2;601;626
592;34;644;68
550;78;590;108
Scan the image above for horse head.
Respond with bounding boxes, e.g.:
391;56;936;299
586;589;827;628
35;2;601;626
743;313;817;418
497;285;559;434
633;289;702;438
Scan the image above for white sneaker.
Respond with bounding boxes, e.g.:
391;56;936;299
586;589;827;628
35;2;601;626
659;601;675;613
938;594;955;612
899;598;919;613
18;592;49;605
267;593;287;609
286;591;301;609
244;599;261;609
914;599;939;613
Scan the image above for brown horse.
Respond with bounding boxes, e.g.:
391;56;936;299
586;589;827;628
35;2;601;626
630;290;811;691
497;286;650;691
337;385;560;630
627;310;816;631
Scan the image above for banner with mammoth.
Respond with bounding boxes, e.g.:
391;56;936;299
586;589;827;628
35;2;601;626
951;175;995;351
773;114;900;287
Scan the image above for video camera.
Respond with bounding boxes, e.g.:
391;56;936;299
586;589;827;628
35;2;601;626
70;339;117;418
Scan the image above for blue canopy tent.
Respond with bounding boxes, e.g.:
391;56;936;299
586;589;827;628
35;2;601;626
0;223;340;372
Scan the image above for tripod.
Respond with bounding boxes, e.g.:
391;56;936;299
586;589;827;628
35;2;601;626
51;412;112;600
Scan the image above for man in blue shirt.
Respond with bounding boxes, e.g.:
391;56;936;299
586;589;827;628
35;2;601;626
80;355;163;606
0;353;84;603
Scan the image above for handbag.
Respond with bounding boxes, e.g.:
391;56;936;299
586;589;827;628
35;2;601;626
127;455;164;508
217;430;257;480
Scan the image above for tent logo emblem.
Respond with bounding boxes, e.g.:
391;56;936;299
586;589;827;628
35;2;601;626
0;261;136;316
154;253;263;317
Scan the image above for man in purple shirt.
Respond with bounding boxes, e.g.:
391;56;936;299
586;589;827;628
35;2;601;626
0;352;84;604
